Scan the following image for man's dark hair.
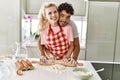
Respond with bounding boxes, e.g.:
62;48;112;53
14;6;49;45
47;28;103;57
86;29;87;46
58;2;74;15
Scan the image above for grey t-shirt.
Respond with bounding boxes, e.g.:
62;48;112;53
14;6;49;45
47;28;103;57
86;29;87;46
69;20;79;38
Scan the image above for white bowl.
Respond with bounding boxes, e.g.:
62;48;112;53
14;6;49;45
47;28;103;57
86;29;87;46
73;67;93;80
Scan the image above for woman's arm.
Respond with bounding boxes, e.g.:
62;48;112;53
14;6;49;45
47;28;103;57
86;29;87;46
37;36;54;60
37;36;46;57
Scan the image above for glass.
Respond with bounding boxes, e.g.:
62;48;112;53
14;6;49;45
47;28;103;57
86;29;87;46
13;42;28;60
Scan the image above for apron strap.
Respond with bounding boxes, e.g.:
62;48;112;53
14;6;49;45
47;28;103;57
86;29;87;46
48;25;54;36
48;25;63;36
59;25;63;32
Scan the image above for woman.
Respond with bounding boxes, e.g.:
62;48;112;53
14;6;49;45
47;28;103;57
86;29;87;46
38;2;74;61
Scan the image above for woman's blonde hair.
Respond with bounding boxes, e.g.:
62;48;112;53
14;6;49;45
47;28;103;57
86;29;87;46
38;2;57;31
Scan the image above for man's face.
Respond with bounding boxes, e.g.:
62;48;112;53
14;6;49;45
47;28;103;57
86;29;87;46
59;10;71;27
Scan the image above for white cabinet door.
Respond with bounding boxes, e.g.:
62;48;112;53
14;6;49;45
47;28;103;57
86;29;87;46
0;0;20;56
86;1;119;61
115;5;120;62
27;46;40;58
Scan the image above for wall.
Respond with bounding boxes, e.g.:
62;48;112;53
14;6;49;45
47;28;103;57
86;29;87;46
0;0;20;56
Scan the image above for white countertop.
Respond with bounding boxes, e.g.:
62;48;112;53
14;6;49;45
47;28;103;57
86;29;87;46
0;58;102;80
15;59;102;80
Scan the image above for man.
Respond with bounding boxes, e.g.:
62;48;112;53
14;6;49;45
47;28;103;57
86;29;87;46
58;2;80;61
38;2;80;61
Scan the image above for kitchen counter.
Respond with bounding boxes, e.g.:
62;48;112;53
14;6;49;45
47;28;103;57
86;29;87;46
0;58;102;80
15;59;102;80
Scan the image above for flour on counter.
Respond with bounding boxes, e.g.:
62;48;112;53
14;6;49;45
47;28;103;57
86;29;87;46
40;64;66;73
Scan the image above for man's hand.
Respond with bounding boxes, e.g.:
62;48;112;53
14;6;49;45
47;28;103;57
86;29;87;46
62;57;77;65
68;57;77;64
47;54;55;63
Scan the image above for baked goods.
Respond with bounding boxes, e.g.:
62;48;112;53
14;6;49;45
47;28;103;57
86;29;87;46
16;69;23;75
15;59;34;75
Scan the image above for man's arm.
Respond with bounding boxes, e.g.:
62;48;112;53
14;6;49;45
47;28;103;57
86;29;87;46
73;37;80;61
69;20;80;61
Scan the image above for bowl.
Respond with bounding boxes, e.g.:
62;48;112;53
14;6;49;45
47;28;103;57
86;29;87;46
73;67;93;80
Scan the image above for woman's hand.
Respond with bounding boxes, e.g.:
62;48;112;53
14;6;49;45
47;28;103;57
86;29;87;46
40;55;47;63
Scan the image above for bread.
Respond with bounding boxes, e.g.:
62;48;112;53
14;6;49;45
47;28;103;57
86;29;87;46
15;60;24;70
16;69;23;76
15;59;34;75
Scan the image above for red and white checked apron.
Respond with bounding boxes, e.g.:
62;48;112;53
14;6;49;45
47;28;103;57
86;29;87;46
46;25;69;60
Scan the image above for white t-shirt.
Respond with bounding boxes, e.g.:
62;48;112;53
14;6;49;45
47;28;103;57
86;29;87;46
69;20;79;38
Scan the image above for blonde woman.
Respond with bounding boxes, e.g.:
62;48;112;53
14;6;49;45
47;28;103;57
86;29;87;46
38;2;74;62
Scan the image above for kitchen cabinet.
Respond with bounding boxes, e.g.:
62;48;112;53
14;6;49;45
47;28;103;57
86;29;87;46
86;1;119;62
27;46;40;58
78;49;86;60
114;5;120;62
112;4;120;80
86;1;120;80
113;64;120;80
0;0;20;56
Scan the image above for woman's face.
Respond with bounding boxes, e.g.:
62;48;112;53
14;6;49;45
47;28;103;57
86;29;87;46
45;6;59;25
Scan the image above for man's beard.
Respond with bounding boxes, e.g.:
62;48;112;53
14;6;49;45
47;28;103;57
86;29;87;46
59;21;68;27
